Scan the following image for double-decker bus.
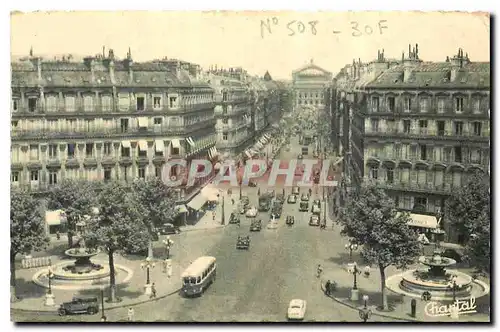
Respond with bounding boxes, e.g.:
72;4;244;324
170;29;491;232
181;256;217;297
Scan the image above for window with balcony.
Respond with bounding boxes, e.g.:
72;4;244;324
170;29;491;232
155;166;162;178
473;122;482;136
138;167;146;179
46;96;57;112
455;97;464;113
67;144;75;158
454;146;462;163
136;96;145;111
153;96;162;109
419;98;429;113
83;96;93;112
454;121;463;135
12;99;18;112
470;149;481;164
28;98;37;113
154;118;162;125
104;143;112;156
102;95;112;112
437;98;445;113
386;168;394;184
85;143;93;157
223;132;228;141
49;171;58;185
121;146;130;158
120;119;129;133
414;197;428;210
387;97;395;112
404;97;412;112
369;167;378;180
370;119;379;132
11;171;19;183
472;98;481;114
420;144;427;160
169;96;178;108
434;146;443;162
452;172;462;188
104;169;112;181
29;145;38;160
437;121;445;136
65;96;76;112
49;144;58;159
30;170;39;181
403;120;411;134
118;94;130;111
371;97;380;112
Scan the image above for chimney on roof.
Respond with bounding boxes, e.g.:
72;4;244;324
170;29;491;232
450;47;469;82
403;43;422;82
84;56;96;83
29;46;33;57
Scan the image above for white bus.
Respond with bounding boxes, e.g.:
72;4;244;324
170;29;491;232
181;256;217;297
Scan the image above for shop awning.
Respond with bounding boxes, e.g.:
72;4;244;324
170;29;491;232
171;139;181;149
397;213;438;229
45;210;65;226
187;137;195;147
208;148;213;159
121;140;131;148
212;147;218;156
138;117;149;128
175;205;188;214
155;140;165;152
264;133;271;139
259;138;267;145
245;150;252;158
255;142;264;149
187;193;208;210
138;140;148;151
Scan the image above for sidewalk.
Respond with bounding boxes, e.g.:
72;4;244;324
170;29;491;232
319;263;490;323
180;194;232;232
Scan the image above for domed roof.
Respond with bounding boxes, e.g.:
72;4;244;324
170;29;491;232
300;68;327;76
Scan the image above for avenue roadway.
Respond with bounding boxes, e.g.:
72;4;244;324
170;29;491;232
12;137;394;322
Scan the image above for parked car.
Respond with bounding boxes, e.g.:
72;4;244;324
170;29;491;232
275;193;285;204
285;215;295;226
297;154;303;160
299;201;309;212
292;186;300;195
266;189;276;197
311;205;321;215
246;206;258;218
229;212;240;224
287;299;307;320
157;223;180;235
241;196;250;207
58;296;99;316
248;180;258;187
250;220;262;232
236;235;250;250
287;194;297;204
301;193;310;202
309;215;320;226
313;199;321;207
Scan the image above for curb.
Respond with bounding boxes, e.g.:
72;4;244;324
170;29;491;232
180;225;226;233
11;286;182;315
319;282;417;322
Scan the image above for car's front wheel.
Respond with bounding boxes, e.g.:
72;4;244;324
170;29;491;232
58;308;67;316
87;307;98;315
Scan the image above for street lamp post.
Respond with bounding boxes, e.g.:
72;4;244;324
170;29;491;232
100;285;106;322
349;263;362;290
44;267;55;306
359;296;372;322
221;194;226;225
162;236;174;259
345;240;358;261
140;257;155;295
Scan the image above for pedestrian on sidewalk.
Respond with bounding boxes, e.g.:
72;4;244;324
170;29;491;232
150;283;157;299
231;198;235;205
56;231;60;240
127;307;135;321
212;211;216;221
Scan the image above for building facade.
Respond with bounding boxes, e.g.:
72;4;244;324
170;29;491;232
10;49;217;204
333;46;490;241
292;59;332;111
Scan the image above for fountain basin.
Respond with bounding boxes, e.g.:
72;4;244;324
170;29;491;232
400;269;472;298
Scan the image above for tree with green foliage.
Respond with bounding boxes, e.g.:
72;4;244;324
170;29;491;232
130;177;178;257
85;181;149;302
47;180;97;248
445;170;491;273
338;182;421;311
11;189;50;302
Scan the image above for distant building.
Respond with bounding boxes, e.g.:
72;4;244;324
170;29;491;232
10;48;216;208
292;59;332;111
332;45;490;242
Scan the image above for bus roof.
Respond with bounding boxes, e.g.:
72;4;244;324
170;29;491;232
181;256;216;278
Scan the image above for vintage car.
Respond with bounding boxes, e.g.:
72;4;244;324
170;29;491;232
267;221;279;229
309;215;320;226
250;220;262;232
292;186;300;195
241;196;250;207
248;180;258;187
236;235;250;250
229;212;240;224
246;206;258;218
313;199;321;208
287;194;297;204
58;296;99;316
311;205;321;215
238;202;247;214
266;189;276;198
299;201;309;212
300;193;310;202
287;299;307;320
285;216;295;226
271;206;282;218
297;154;303;160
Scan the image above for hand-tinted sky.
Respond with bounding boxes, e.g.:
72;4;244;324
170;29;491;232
11;11;489;80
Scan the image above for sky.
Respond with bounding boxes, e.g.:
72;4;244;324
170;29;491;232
10;11;490;80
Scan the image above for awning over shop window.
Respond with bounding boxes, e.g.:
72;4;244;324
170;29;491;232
208;148;213;159
244;150;252;159
171;139;181;149
397;212;438;229
175;205;188;214
187;137;195;147
213;147;218;156
155;140;165;152
45;210;66;226
259;138;267;144
121;140;131;148
255;142;264;149
138;140;148;151
187;193;208;210
138;117;149;128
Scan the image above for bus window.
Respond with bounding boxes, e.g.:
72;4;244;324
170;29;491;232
190;277;196;284
197;277;201;284
183;277;189;285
